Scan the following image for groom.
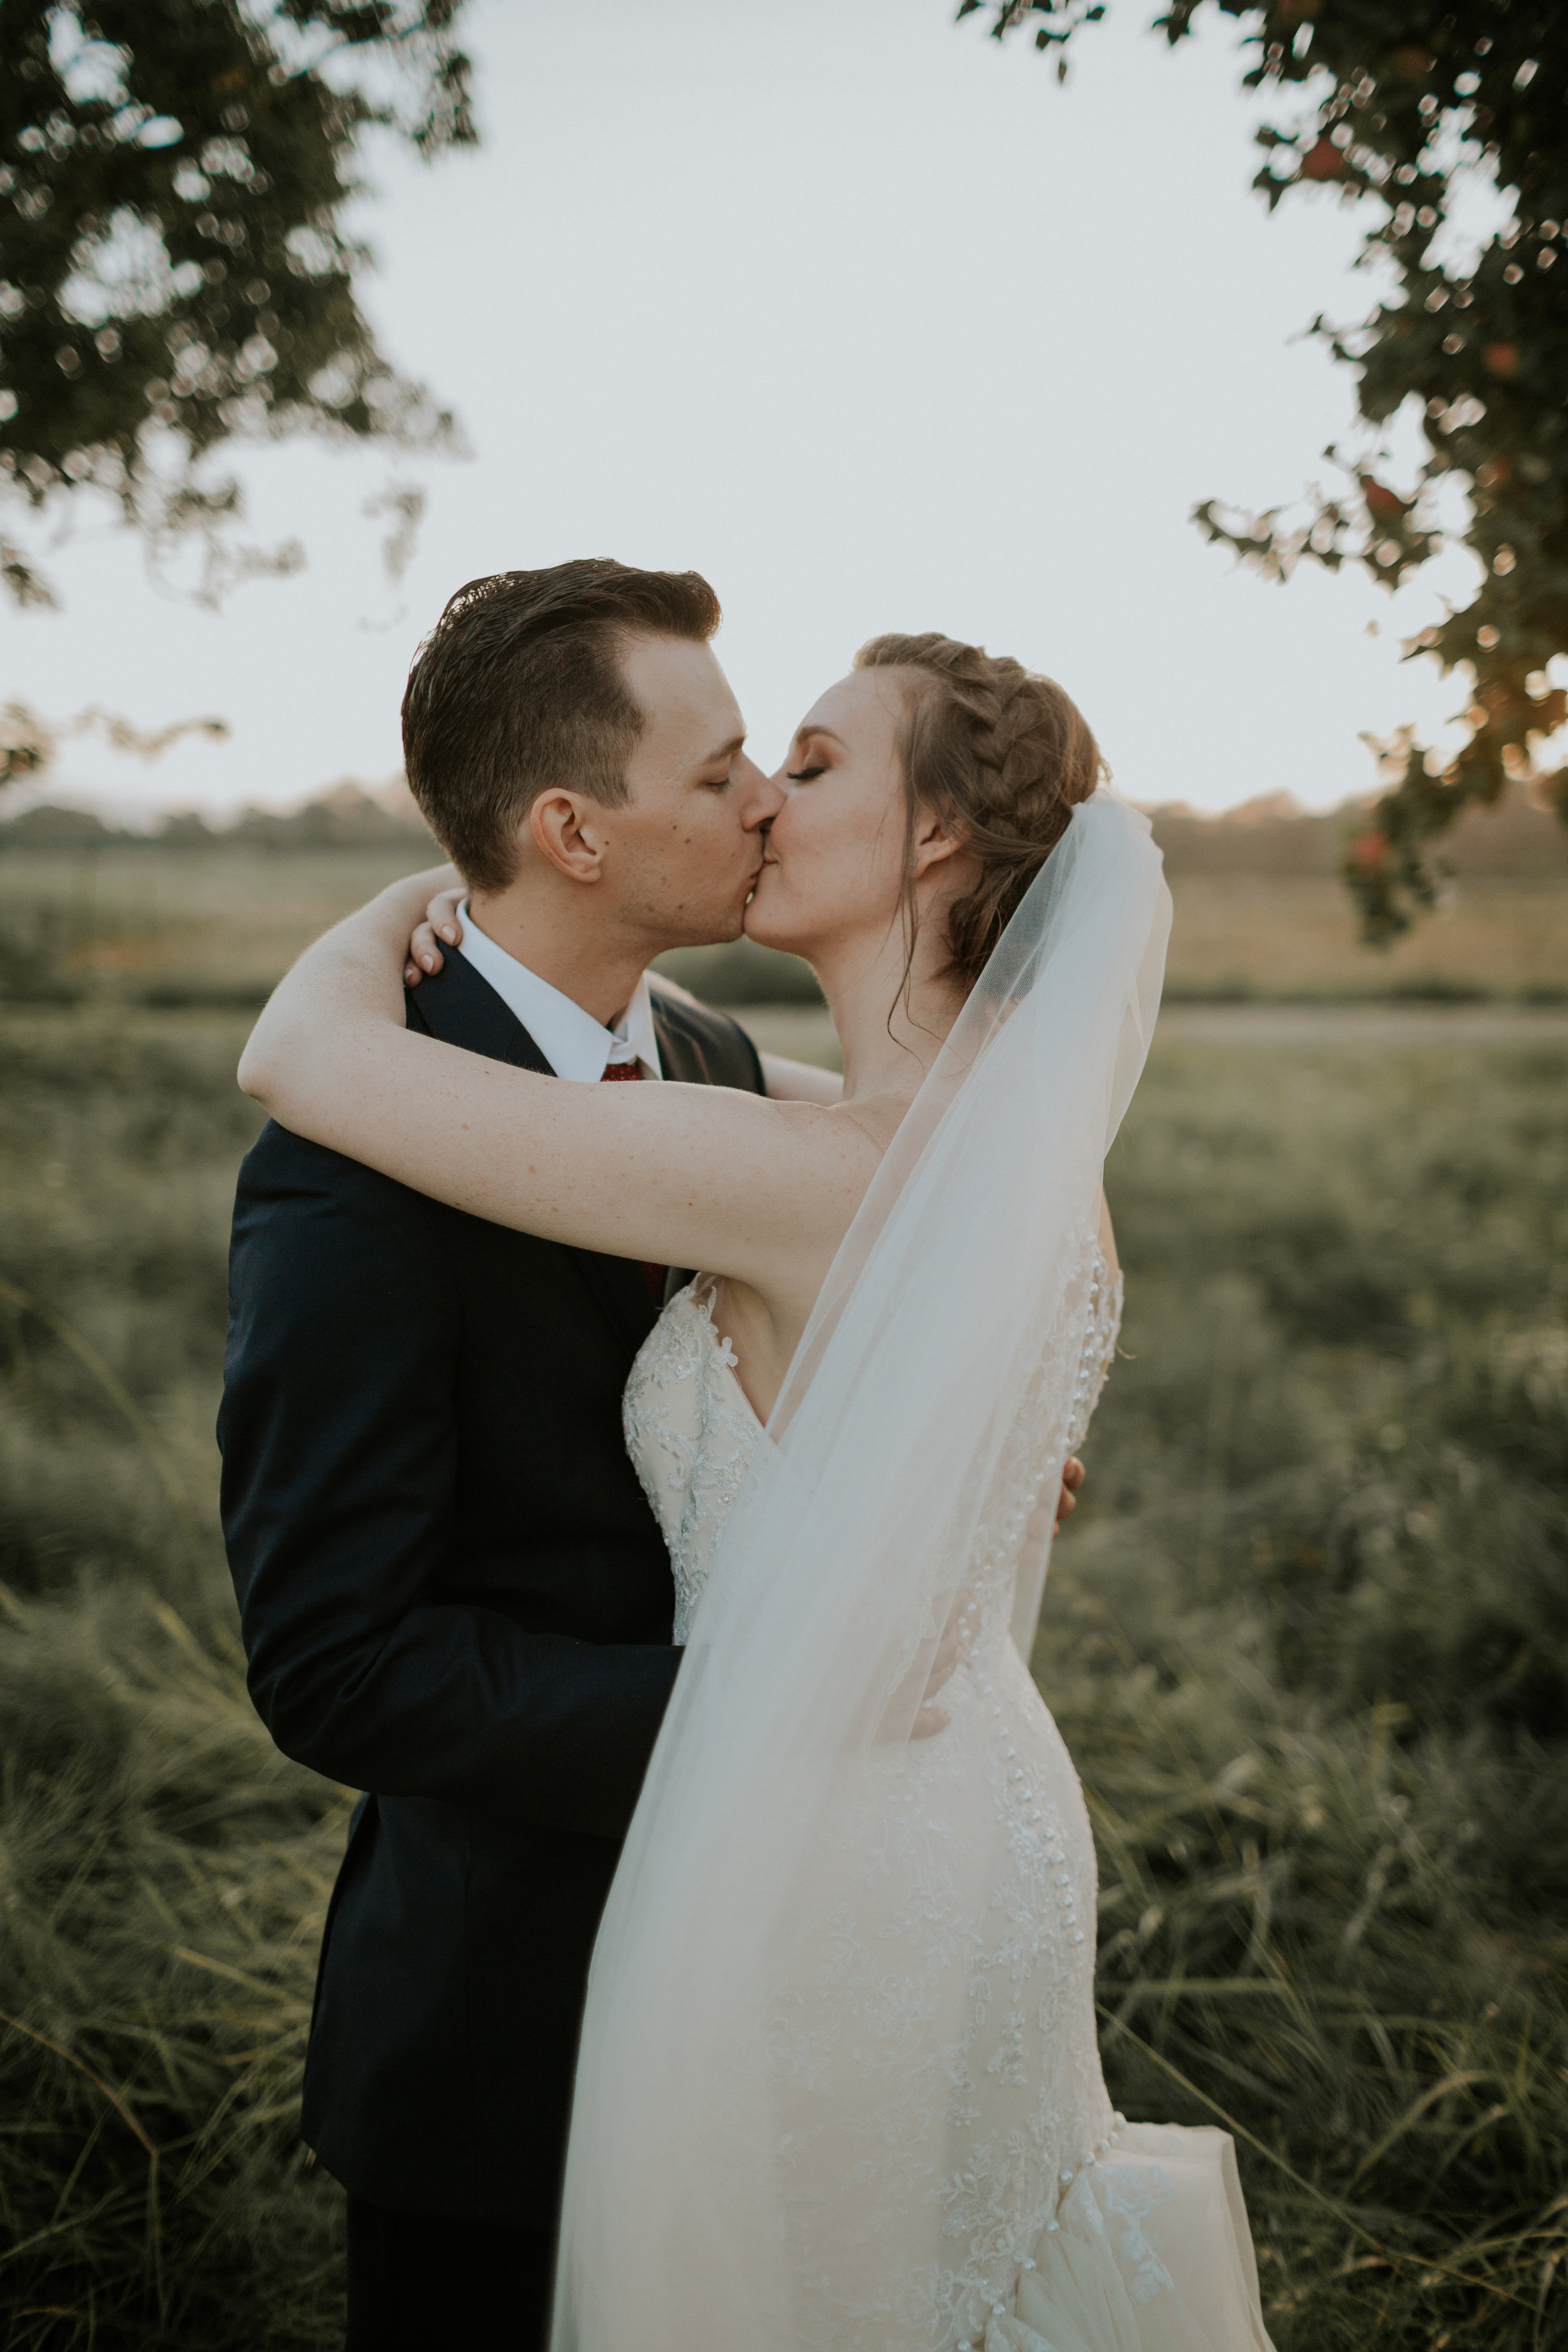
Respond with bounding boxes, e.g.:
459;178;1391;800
219;561;825;2351
221;558;1084;2349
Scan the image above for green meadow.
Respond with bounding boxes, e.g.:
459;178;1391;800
0;845;1563;2343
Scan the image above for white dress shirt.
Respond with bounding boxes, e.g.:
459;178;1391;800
453;899;663;1081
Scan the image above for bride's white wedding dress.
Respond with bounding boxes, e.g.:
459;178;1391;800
622;1271;1276;2352
553;797;1269;2352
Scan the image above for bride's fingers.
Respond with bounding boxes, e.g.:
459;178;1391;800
426;887;465;943
407;919;447;978
404;891;464;985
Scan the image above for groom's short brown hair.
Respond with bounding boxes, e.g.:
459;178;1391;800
401;558;723;891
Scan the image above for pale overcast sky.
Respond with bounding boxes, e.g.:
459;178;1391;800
6;0;1486;823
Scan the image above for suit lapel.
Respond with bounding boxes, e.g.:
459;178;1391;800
651;996;687;1083
652;993;711;1086
409;955;659;1357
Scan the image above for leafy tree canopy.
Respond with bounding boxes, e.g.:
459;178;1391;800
967;0;1568;940
0;0;472;608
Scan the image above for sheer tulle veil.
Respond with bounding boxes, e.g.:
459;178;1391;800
551;791;1172;2349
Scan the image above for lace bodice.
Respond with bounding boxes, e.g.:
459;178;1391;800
623;1260;1122;1651
622;1279;765;1643
1067;1253;1124;1456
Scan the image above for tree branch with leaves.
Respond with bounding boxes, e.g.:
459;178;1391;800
0;0;473;608
967;0;1567;941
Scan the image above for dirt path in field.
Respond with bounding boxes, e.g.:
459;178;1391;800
732;1001;1568;1066
1155;1002;1568;1045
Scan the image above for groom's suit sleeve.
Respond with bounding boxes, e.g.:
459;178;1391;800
218;1125;679;1841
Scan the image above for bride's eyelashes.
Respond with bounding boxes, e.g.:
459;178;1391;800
785;765;827;782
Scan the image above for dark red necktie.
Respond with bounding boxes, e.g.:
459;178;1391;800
600;1060;667;1310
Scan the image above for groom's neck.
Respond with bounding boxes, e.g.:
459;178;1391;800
464;870;653;1028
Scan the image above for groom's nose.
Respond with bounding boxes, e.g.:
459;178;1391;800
736;754;787;832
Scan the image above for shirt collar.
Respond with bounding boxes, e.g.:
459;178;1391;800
453;900;663;1082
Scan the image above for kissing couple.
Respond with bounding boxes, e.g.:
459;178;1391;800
221;559;1276;2351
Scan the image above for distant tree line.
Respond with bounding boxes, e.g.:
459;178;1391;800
7;774;1565;882
0;780;431;849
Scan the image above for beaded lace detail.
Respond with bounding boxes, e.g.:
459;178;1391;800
622;1279;764;1644
622;1256;1131;2347
1067;1260;1123;1455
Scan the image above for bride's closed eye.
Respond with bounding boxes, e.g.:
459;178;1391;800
785;765;827;782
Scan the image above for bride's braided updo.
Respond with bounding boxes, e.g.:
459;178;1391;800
854;633;1104;994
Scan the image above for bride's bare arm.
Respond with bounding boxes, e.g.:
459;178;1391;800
238;873;877;1298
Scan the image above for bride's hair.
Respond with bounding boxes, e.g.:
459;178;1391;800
854;633;1104;994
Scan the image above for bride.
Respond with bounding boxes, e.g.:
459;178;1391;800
240;632;1274;2352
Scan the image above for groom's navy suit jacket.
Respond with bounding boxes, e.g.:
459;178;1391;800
218;951;765;2227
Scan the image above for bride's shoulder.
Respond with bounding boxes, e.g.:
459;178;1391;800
830;1090;911;1156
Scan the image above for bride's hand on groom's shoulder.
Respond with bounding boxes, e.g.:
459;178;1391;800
404;887;467;988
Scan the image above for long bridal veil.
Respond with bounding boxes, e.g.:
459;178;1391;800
553;793;1172;2351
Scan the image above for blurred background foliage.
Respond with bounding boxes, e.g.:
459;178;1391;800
0;994;1562;2345
0;0;472;608
972;0;1568;939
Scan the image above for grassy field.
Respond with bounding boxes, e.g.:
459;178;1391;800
0;999;1563;2349
1158;872;1568;1000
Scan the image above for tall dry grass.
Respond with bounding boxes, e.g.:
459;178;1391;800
1044;1036;1568;2348
0;1005;1562;2346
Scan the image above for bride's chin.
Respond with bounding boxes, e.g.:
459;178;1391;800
743;904;799;953
744;869;815;958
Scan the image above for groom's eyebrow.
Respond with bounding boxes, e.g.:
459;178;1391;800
698;731;747;766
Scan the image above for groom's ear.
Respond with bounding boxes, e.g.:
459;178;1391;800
529;788;610;885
